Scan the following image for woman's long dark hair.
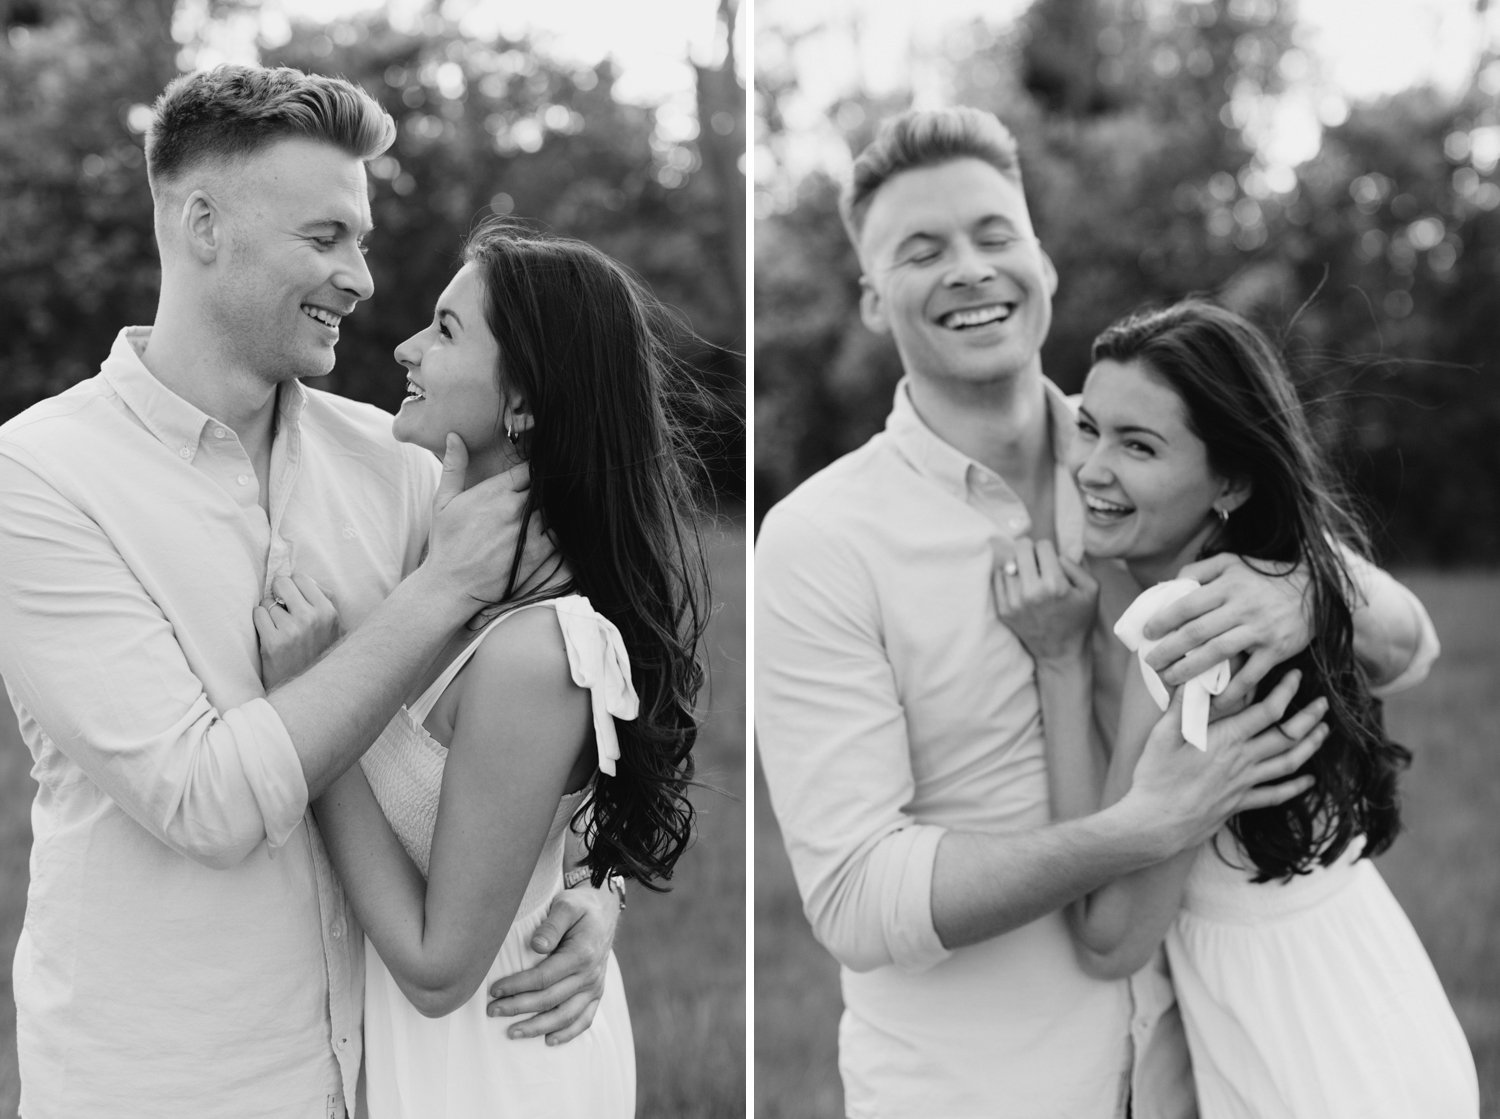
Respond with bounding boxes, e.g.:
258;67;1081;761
463;219;711;889
1091;299;1410;882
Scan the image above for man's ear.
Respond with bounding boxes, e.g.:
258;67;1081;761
858;276;889;335
181;190;224;265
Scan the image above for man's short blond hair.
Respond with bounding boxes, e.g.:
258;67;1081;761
840;107;1025;245
145;64;395;191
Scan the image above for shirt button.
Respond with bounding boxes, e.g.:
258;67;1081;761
214;427;228;438
237;474;251;486
179;446;192;459
331;924;344;940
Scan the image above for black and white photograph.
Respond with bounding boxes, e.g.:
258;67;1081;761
754;0;1499;1116
0;0;745;1115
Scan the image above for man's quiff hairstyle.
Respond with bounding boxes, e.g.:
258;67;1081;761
840;106;1025;243
145;64;396;189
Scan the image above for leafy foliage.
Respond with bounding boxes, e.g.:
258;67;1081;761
0;0;745;502
755;0;1500;563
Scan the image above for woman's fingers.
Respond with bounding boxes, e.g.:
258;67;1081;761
1208;668;1300;749
1057;552;1097;595
1033;539;1067;596
290;571;332;610
251;604;277;638
270;574;309;614
1237;774;1316;813
1247;718;1329;785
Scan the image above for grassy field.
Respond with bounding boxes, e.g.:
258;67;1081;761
755;570;1500;1119
0;522;746;1119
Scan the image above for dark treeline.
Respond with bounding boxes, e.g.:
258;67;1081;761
756;0;1500;564
0;0;745;505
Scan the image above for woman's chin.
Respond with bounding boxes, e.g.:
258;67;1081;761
391;414;443;457
1082;524;1129;560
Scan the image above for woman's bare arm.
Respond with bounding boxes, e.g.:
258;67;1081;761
314;608;590;1017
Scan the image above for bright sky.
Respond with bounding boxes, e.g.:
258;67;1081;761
185;0;735;107
756;0;1498;189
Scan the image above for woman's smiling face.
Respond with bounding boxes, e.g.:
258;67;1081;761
390;263;504;458
1070;357;1242;578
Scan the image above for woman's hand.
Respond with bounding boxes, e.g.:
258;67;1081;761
995;538;1100;663
254;573;342;691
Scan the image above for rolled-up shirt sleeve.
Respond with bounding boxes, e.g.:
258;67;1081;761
0;455;308;867
756;503;950;974
1339;543;1441;697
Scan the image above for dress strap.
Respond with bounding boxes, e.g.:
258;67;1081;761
405;596;640;778
407;599;555;722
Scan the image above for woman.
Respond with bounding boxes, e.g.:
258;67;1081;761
998;300;1477;1117
261;220;709;1117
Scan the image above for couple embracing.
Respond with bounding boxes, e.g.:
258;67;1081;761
756;107;1479;1117
0;65;708;1117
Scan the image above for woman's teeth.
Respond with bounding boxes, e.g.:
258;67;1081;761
1084;494;1131;516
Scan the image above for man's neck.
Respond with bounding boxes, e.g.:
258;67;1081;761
906;366;1053;489
140;310;281;464
907;366;1057;539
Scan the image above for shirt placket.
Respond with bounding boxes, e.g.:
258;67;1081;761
262;398;358;1106
309;818;362;1113
264;391;304;593
967;466;1032;552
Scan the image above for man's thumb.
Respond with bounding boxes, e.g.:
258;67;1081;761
435;432;469;510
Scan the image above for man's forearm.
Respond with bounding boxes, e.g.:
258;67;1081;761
930;800;1177;950
270;567;473;797
1342;548;1435;688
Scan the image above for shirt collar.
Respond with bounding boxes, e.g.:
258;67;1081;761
884;375;1080;496
100;327;308;461
884;376;1085;559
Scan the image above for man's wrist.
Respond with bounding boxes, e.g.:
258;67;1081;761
1097;794;1188;865
1035;647;1090;674
402;561;479;630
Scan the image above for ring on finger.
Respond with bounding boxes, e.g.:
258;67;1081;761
1002;560;1020;577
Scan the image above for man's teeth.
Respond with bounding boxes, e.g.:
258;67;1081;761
1084;494;1131;515
302;306;342;328
404;380;425;401
942;305;1012;329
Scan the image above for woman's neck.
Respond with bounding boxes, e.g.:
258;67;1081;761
1125;522;1219;588
457;440;572;609
462;439;525;492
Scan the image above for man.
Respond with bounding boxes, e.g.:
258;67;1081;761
755;107;1437;1118
0;66;619;1118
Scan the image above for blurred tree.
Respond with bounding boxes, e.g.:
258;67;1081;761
0;0;178;414
754;0;1499;563
1285;73;1500;563
0;0;744;504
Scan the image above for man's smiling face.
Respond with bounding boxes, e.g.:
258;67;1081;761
856;157;1056;393
211;136;376;385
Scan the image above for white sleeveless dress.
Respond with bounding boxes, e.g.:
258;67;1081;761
357;595;636;1118
1165;832;1479;1118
